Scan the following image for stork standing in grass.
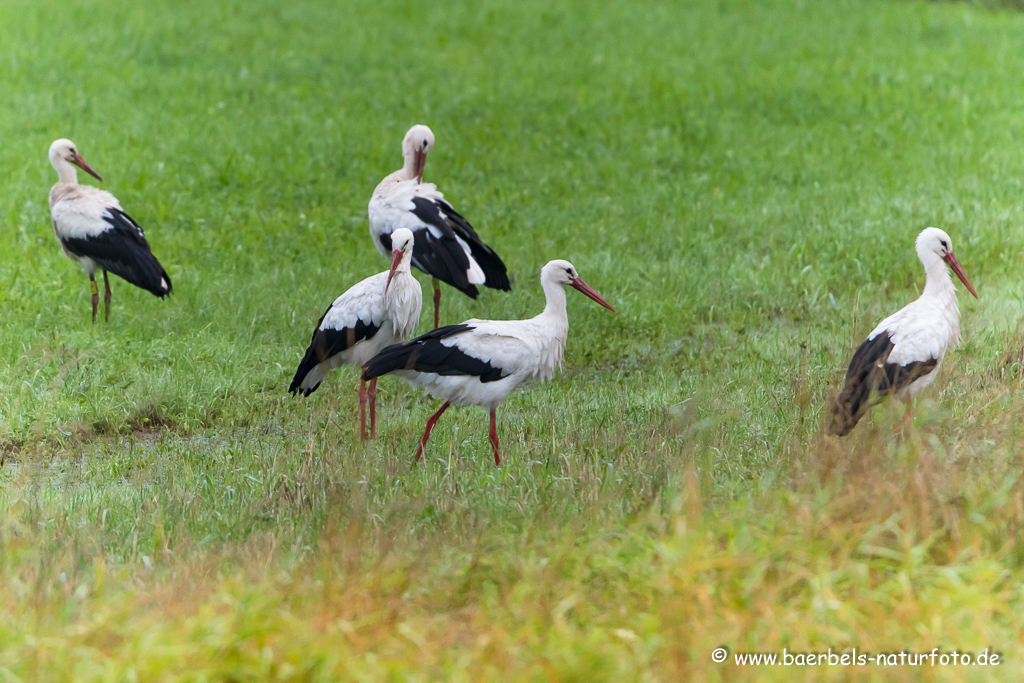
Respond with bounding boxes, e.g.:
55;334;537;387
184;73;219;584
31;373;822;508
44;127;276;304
289;228;421;441
48;139;172;322
363;259;614;466
829;227;978;436
368;124;510;329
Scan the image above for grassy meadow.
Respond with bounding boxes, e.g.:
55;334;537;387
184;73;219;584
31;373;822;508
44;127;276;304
4;0;1024;679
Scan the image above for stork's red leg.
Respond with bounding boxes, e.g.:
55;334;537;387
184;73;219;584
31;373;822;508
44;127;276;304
89;274;99;324
368;378;378;440
432;277;441;329
412;401;451;468
358;380;367;442
103;270;111;323
489;409;501;466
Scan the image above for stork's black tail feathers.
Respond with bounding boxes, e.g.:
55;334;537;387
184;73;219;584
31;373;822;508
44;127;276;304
443;205;511;292
289;312;382;397
111;248;172;298
63;208;173;298
362;324;474;381
468;241;511;292
829;333;938;436
99;209;172;298
289;343;326;397
830;378;874;437
408;197;511;297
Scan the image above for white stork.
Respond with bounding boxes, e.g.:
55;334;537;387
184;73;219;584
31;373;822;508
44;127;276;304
368;124;510;329
830;227;978;436
48;139;172;322
362;259;614;466
289;228;422;441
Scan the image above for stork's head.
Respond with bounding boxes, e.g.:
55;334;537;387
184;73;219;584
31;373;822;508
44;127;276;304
402;125;434;183
48;138;102;182
386;228;415;294
543;259;615;311
917;227;977;299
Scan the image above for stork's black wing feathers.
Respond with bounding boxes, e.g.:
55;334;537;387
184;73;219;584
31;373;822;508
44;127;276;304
829;332;938;436
408;196;510;297
437;199;511;292
362;324;506;383
409;197;460;243
289;306;381;396
62;208;172;297
409;197;475;295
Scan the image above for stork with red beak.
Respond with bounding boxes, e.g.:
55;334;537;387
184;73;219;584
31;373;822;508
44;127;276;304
830;227;978;436
363;259;614;466
48;138;172;322
289;228;421;441
368;124;510;329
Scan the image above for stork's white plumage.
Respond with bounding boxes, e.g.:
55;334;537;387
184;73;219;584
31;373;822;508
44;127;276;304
289;228;422;440
363;259;614;466
830;227;978;436
48;139;172;322
368;124;510;328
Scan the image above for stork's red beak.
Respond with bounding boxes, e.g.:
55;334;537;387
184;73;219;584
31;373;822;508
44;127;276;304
943;252;978;299
570;277;615;311
71;153;102;182
385;249;403;294
413;150;426;184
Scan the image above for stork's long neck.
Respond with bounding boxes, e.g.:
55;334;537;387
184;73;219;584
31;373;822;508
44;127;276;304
398;151;418;181
539;278;570;348
919;253;961;345
385;251;420;336
397;250;413;276
921;255;957;303
53;159;78;185
528;278;570;380
541;278;568;320
384;250;414;289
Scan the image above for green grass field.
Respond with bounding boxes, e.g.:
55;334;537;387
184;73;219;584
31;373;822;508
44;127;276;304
4;0;1024;679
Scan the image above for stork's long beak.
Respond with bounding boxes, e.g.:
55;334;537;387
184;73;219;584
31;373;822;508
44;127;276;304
413;150;426;184
71;153;103;182
570;277;615;311
944;252;978;299
385;249;403;294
